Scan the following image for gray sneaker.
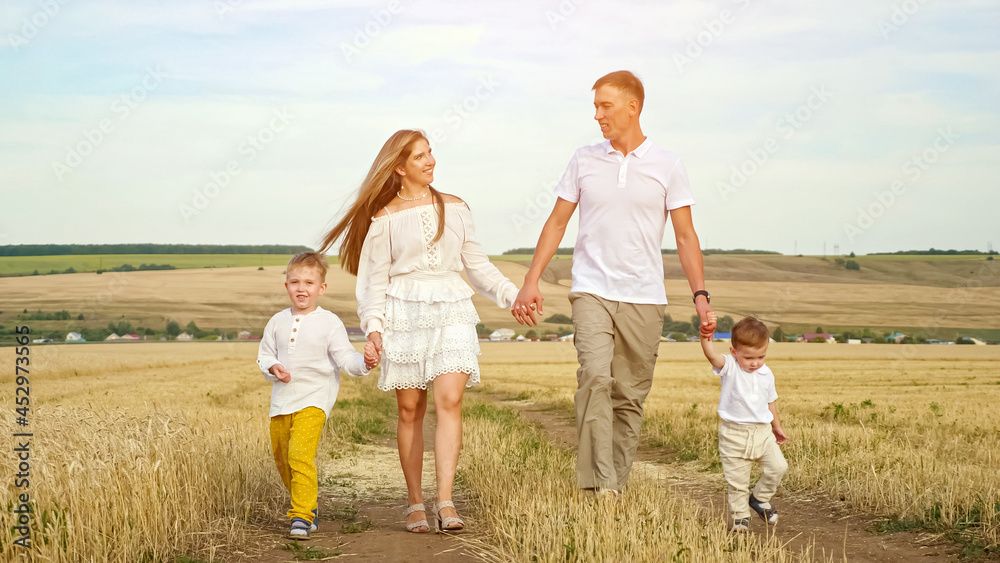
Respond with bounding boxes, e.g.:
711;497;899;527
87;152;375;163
730;518;750;533
749;495;778;524
289;517;311;540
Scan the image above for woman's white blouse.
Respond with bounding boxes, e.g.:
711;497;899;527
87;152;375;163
356;201;518;335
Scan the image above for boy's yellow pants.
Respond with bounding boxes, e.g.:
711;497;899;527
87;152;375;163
270;406;326;523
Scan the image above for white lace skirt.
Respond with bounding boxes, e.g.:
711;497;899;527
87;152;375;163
378;293;483;392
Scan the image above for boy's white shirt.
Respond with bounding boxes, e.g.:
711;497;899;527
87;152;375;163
257;306;369;418
713;354;777;424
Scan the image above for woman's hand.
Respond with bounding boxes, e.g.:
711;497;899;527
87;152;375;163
363;340;380;369
367;331;383;355
511;283;543;326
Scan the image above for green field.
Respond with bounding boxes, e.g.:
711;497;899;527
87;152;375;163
0;254;331;276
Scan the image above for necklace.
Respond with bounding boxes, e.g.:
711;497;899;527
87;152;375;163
397;189;429;201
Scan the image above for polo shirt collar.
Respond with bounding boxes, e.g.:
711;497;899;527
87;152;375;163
632;137;653;158
603;137;653;158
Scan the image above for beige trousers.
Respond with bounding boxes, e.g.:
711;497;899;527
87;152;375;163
718;420;788;520
569;292;664;490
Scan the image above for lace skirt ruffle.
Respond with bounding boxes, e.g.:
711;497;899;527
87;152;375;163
378;295;482;391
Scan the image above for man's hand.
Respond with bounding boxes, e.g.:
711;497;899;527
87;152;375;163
700;311;717;339
363;340;380;370
695;296;714;336
511;282;543;326
269;363;291;383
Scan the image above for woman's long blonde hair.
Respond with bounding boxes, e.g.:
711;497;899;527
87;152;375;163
320;129;445;276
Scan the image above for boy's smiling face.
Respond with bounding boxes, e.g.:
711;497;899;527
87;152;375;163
284;265;327;315
730;342;768;373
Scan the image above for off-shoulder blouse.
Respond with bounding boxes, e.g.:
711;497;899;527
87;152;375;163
356;201;518;335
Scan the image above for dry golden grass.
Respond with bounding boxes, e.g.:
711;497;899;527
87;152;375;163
477;342;1000;553
459;396;842;562
0;342;387;562
2;339;997;560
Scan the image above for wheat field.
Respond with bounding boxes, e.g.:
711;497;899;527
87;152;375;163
1;341;997;560
478;341;1000;555
0;342;401;562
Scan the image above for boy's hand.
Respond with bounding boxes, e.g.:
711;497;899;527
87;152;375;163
269;364;291;383
772;425;787;445
364;340;380;370
700;311;717;338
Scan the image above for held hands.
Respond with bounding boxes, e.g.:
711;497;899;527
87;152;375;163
700;311;717;339
511;283;543;326
365;332;383;369
269;363;291;383
363;339;380;370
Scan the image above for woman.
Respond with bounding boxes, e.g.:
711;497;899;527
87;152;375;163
320;130;519;533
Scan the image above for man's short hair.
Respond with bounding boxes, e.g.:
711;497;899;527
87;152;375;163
592;70;645;113
731;317;769;349
287;252;328;280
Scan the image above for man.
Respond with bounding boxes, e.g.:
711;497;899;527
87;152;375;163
512;70;714;494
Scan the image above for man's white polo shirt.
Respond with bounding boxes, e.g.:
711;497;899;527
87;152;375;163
553;137;694;305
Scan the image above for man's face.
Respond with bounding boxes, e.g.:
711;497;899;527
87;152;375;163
593;84;635;142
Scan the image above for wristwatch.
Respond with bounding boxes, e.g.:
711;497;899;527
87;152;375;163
692;290;710;304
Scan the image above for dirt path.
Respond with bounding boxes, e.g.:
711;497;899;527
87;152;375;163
236;405;484;563
488;394;963;563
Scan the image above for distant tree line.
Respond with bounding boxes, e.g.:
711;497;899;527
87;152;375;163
99;263;176;273
17;309;82;321
662;314;735;339
0;244;313;256
869;248;998;256
0;315;235;343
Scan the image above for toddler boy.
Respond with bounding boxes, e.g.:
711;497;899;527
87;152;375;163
700;314;787;533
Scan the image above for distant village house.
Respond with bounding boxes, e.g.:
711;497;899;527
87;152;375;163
489;328;515;342
799;333;836;344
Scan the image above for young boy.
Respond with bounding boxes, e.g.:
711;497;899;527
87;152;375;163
700;314;788;533
257;252;379;539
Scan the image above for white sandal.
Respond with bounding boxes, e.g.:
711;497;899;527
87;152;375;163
434;500;465;533
405;503;429;533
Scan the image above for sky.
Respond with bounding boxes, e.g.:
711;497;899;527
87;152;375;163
1;0;998;255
